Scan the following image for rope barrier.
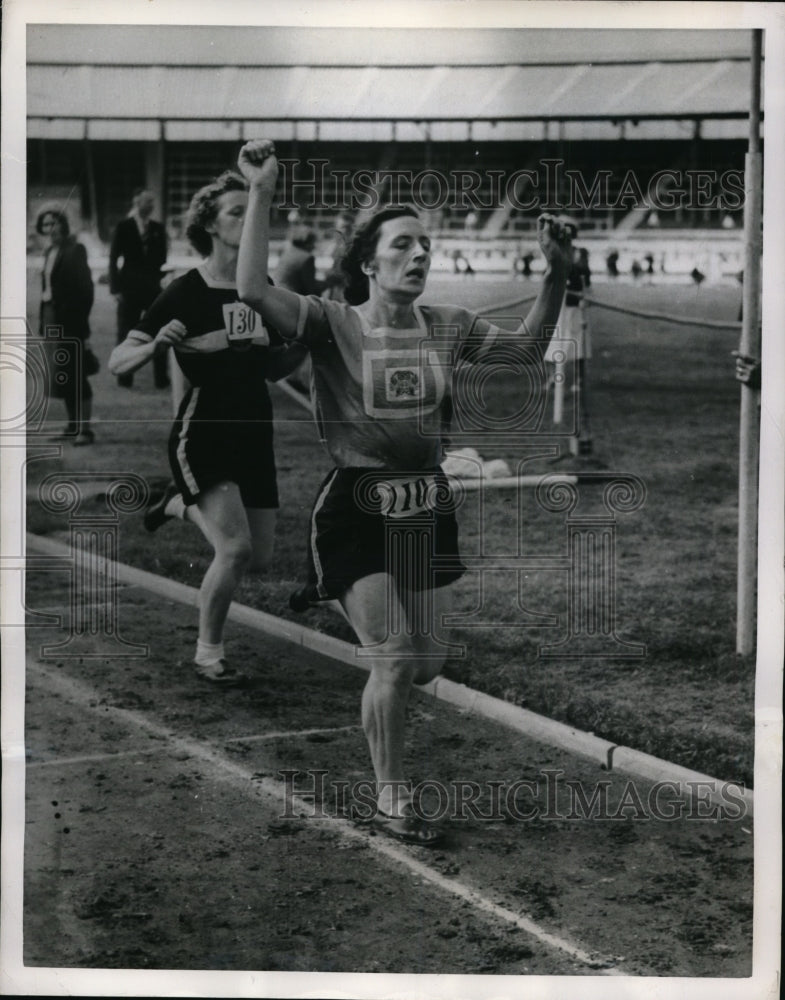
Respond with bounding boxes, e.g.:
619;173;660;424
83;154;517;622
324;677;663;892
580;294;742;331
479;293;538;314
476;291;741;332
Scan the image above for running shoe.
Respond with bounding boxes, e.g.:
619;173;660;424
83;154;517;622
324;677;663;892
289;585;319;612
143;483;179;533
194;660;247;687
73;428;95;447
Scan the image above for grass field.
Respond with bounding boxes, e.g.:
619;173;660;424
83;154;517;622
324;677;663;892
24;267;755;787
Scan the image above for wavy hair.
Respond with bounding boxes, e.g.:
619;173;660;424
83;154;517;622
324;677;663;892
340;205;420;305
184;171;248;257
35;207;70;236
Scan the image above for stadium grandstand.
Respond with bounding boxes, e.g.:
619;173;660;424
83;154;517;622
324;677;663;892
27;25;759;278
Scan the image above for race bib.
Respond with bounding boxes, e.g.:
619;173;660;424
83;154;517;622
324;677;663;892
376;475;437;519
222;302;269;344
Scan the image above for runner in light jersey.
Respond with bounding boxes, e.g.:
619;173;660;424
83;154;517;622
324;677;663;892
237;139;573;846
293;295;504;469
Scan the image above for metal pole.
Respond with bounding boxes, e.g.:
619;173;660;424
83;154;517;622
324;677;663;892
82;130;99;236
736;29;763;656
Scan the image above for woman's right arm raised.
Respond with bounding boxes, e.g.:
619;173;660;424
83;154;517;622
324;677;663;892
237;140;302;339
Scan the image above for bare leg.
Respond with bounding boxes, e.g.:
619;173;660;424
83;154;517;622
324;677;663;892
340;574;448;816
245;507;277;573
194;482;252;646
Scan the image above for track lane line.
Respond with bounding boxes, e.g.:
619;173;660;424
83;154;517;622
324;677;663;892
26;659;625;975
26;726;363;769
25;532;754;819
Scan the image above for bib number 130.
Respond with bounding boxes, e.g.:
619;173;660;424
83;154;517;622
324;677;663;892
223;302;269;343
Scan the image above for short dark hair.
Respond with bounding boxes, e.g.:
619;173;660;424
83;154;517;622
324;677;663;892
184;171;248;257
35;207;70;236
341;206;421;305
291;229;317;252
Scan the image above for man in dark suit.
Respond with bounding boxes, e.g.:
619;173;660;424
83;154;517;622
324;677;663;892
109;188;168;388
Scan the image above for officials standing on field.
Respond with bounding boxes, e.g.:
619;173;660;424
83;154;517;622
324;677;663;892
109;188;169;389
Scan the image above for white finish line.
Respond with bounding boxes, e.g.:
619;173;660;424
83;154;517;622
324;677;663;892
25;659;624;975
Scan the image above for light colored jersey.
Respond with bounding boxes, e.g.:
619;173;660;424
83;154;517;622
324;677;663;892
293;296;509;469
544;302;591;363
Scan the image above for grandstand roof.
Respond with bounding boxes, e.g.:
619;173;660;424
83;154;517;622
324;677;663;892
27;26;759;140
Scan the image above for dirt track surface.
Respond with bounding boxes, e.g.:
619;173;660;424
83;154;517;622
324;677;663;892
21;568;753;978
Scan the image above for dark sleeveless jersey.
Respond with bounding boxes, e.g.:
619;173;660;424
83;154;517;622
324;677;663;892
134;266;290;421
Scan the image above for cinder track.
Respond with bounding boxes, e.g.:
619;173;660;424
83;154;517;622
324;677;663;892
8;560;754;987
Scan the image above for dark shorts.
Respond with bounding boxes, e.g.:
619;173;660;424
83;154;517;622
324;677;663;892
168;388;278;509
294;467;466;604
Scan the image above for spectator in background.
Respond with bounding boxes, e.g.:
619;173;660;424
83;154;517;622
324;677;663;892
733;351;761;390
690;267;706;285
109;188;169;389
452;249;475;276
577;247;591;288
323;211;355;302
545;242;593;454
37;207;96;446
606;250;619;277
513;250;534;278
275;225;327;394
274;225;326;296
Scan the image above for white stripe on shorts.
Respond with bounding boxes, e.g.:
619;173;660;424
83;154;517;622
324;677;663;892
175;387;201;496
311;468;339;599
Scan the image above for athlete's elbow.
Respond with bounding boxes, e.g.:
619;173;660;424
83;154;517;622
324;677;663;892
107;352;124;376
108;343;133;375
236;274;265;309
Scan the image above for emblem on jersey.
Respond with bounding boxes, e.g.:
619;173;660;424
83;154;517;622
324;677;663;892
386;367;423;400
362;349;445;419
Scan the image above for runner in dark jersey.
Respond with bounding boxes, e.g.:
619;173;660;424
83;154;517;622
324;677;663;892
109;171;305;686
237;140;573;845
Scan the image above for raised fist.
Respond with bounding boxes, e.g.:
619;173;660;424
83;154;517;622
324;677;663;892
238;140;279;196
537;213;576;272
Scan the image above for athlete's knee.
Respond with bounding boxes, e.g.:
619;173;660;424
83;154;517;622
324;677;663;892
368;648;418;690
219;534;253;571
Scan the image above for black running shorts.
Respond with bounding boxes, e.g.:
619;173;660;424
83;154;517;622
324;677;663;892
168;401;278;509
293;467;466;604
